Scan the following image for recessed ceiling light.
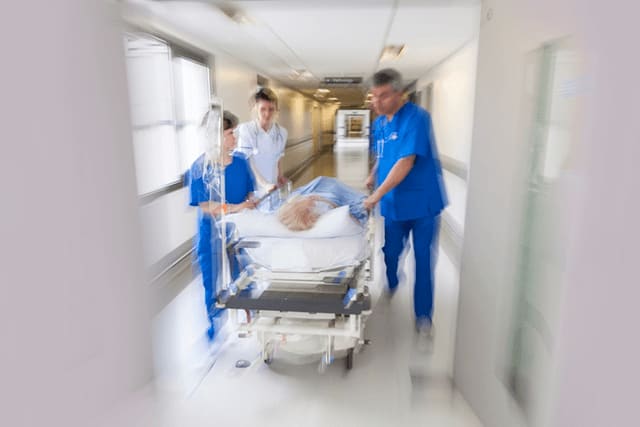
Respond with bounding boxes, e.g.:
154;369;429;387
379;44;406;62
232;13;252;24
290;69;313;81
219;5;253;25
316;88;330;94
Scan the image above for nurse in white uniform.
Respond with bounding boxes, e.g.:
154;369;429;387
236;88;289;207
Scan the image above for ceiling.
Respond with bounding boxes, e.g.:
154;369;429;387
123;0;481;107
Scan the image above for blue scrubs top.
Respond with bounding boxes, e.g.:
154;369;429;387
187;153;255;255
372;102;447;221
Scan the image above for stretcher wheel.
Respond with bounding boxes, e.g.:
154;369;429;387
346;348;354;370
263;342;275;365
318;353;331;374
318;358;327;374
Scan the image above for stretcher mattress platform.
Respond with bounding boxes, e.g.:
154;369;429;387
219;286;371;315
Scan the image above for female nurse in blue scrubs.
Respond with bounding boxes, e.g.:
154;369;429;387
187;110;257;341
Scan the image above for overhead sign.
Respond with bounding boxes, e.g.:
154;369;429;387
323;77;363;85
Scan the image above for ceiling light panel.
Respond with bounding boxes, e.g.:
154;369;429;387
247;3;393;75
379;44;406;62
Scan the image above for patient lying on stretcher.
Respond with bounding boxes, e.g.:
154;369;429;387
274;177;367;231
227;176;369;270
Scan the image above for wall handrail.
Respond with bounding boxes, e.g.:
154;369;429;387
139;175;185;205
440;154;468;181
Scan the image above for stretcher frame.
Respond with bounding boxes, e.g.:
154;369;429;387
216;214;378;372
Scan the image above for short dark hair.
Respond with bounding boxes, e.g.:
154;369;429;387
222;111;238;131
371;68;404;92
254;87;278;108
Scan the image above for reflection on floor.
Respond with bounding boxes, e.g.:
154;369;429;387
153;146;482;427
292;147;372;191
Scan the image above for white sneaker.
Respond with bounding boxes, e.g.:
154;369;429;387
415;321;434;354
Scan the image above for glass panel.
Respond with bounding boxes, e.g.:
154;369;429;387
124;33;180;194
505;40;582;422
172;57;211;172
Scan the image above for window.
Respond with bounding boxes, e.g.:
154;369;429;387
123;33;211;196
172;57;211;173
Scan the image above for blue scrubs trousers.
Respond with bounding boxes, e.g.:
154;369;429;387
198;223;242;341
383;215;439;322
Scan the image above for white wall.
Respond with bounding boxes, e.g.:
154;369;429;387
1;2;152;425
211;53;256;122
416;39;478;233
548;2;640;426
271;84;316;176
275;86;313;141
417;39;478;165
322;104;340;146
453;1;588;426
139;188;195;267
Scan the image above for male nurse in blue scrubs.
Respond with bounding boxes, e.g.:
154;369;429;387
187;110;257;341
363;68;447;343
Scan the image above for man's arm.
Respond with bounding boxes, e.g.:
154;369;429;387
277;127;289;186
363;155;415;210
365;161;378;190
277;158;288;186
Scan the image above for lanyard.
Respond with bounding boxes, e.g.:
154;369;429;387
376;119;398;160
253;121;284;146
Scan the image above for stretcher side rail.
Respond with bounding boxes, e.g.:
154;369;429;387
216;257;369;314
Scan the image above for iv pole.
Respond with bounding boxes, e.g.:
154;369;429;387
202;99;230;293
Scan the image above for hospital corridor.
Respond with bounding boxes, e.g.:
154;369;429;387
152;148;476;426
3;1;640;427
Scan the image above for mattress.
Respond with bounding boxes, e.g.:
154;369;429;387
240;232;368;271
226;205;368;271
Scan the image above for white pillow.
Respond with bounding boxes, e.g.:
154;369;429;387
305;205;363;237
226;205;363;238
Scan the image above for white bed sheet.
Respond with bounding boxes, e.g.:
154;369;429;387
241;232;368;271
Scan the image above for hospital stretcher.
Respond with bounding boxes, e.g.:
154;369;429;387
215;212;377;372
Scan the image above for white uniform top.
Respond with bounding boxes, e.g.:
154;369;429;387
236;120;288;193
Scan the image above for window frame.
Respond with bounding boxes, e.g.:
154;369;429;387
123;29;213;203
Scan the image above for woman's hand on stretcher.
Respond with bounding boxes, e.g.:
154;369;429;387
240;198;258;210
223;199;256;214
201;198;257;216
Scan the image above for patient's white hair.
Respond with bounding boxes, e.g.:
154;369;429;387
277;195;321;231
